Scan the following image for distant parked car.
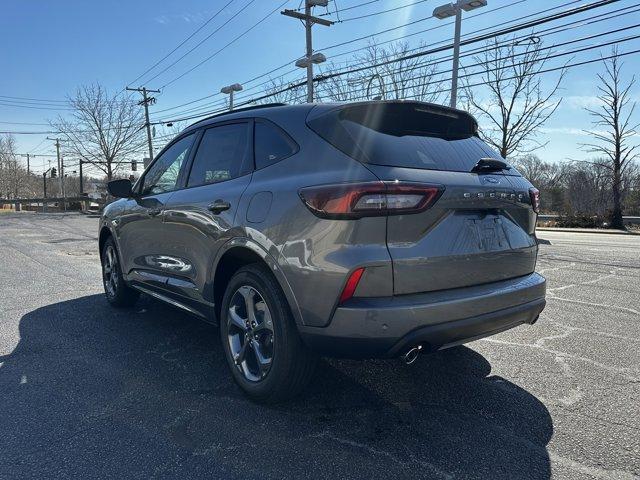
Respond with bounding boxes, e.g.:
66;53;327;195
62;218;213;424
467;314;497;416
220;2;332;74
99;101;546;403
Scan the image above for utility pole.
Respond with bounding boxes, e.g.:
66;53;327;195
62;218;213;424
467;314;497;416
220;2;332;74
282;1;333;103
20;153;31;175
43;165;55;213
127;86;160;161
47;136;66;210
79;160;83;195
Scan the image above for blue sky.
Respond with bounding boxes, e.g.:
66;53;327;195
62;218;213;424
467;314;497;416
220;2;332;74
1;0;639;173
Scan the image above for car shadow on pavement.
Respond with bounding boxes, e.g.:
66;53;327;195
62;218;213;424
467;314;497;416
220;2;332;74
0;294;552;479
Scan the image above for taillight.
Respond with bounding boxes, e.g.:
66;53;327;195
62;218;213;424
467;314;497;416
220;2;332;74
339;267;365;304
299;181;444;219
529;187;540;213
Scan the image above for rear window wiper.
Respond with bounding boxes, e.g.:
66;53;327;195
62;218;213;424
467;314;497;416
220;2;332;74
471;157;511;173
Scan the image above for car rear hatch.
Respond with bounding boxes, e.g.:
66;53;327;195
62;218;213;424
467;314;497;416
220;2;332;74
307;101;538;295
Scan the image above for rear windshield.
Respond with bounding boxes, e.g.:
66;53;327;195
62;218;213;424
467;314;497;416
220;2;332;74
307;102;507;173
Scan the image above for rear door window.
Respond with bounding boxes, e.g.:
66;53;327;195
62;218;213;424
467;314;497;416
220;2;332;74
187;123;251;187
307;102;507;173
254;120;298;169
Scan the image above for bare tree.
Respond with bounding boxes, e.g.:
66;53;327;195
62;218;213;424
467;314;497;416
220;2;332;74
0;134;28;198
51;83;146;181
318;42;443;103
580;49;638;229
464;36;566;158
510;154;564;190
564;161;614;217
260;77;306;105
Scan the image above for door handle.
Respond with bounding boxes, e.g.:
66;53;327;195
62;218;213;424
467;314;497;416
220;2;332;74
208;200;231;214
147;207;162;217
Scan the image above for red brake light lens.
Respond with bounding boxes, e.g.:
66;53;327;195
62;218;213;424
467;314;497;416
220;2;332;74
299;181;444;219
529;187;540;213
339;267;365;304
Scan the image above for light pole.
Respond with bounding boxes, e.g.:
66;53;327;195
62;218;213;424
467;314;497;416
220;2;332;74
221;83;243;111
433;0;487;108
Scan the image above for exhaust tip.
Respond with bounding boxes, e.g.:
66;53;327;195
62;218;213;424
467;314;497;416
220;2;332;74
401;345;422;365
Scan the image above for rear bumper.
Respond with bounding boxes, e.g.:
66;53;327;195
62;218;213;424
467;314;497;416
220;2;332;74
299;272;546;358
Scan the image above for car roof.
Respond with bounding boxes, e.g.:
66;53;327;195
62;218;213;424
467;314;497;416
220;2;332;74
183;103;313;133
180;100;476;134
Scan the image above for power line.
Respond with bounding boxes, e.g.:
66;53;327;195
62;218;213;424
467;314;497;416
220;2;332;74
316;0;622;83
0;98;67;107
174;0;624;119
143;0;260;86
28;138;50;155
150;0;632;124
337;0;431;23
325;0;573;67
159;1;291;89
318;0;381;17
0;121;51;126
404;47;640;101
322;2;640;79
0;102;72;111
0;130;59;135
0;94;67;103
286;43;640;104
148;45;640;150
127;0;237;87
159;47;640;127
145;0;536;115
323;30;640;100
148;0;579;118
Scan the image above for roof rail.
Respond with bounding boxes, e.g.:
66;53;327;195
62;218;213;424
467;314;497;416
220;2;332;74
187;103;287;129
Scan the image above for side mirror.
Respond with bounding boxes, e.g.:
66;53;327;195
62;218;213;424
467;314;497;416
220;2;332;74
107;179;133;198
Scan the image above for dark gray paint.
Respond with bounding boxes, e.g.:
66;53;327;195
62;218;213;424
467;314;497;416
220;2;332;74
100;101;546;357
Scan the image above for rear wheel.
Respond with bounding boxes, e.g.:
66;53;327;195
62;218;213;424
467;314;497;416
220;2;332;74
101;237;139;308
220;264;317;403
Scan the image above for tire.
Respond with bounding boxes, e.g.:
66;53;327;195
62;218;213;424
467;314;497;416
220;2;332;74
220;263;317;403
101;237;139;308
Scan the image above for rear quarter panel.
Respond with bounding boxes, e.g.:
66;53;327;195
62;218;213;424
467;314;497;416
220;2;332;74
239;112;393;327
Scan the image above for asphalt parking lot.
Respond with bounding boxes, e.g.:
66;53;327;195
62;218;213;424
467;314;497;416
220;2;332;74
0;212;638;479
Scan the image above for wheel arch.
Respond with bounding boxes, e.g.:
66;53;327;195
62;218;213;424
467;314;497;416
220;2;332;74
210;239;303;327
98;225;113;259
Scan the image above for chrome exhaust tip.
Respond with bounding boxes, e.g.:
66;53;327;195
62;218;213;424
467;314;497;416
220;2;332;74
401;345;422;365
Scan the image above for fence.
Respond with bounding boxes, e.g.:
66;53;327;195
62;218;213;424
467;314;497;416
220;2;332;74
0;196;104;213
537;214;640;226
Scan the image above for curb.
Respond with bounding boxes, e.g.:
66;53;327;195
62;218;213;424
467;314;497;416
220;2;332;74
537;227;640;236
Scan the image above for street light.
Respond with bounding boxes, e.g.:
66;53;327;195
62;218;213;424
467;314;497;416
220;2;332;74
220;83;243;111
433;0;487;108
295;52;326;68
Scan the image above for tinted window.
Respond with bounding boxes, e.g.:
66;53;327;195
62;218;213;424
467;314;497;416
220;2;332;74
142;134;195;195
254;121;297;169
307;102;508;173
187;123;249;187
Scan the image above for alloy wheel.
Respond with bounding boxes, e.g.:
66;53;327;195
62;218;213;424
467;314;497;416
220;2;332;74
227;285;274;382
103;245;119;297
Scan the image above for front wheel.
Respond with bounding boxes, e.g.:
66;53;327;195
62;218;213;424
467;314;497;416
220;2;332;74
101;237;139;308
220;264;317;403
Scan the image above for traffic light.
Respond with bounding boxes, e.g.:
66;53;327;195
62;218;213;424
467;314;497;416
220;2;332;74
50;167;57;178
131;160;137;171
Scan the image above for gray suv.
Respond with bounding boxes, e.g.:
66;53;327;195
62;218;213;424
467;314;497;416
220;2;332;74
100;101;546;403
